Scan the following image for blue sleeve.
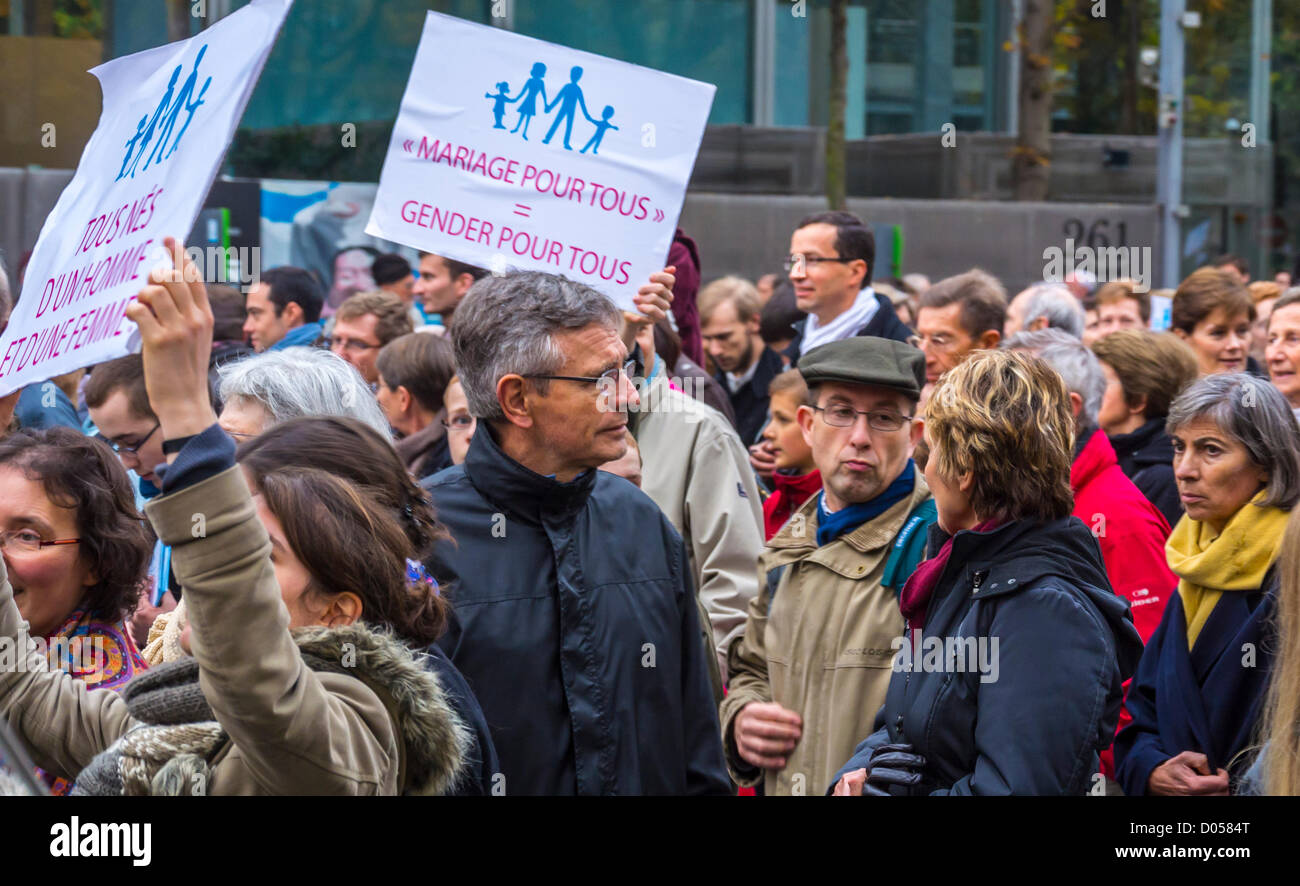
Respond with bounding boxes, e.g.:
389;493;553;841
14;384;81;431
1113;597;1176;796
156;424;237;494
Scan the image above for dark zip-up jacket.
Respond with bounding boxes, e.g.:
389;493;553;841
713;345;786;446
830;516;1144;795
422;426;731;795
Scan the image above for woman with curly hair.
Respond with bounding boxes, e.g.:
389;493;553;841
0;428;153;792
831;349;1144;796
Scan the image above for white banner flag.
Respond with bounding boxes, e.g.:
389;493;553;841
365;11;716;309
0;0;293;396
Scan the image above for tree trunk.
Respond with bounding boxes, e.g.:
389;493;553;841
167;0;193;42
826;0;848;210
1013;0;1055;200
1120;0;1140;132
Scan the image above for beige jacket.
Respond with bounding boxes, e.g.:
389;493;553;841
0;466;467;795
718;474;931;795
634;375;764;674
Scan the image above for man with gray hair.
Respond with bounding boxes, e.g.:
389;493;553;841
422;269;730;795
216;346;391;441
1004;283;1086;339
1003;327;1175;786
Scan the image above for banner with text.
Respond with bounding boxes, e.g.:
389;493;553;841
365;11;716;310
0;0;292;396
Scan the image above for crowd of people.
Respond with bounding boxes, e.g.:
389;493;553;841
2;210;1300;796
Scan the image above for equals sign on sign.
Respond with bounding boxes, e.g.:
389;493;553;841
513;203;531;217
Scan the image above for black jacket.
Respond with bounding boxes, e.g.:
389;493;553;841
421;426;731;795
831;516;1144;795
1109;418;1181;529
713;345;785;446
784;290;914;364
421;643;500;796
1113;568;1278;795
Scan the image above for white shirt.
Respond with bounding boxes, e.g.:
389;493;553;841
725;355;761;394
801;287;880;353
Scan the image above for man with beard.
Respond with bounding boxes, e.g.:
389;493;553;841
700;276;785;445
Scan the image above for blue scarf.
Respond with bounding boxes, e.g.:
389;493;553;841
816;460;915;548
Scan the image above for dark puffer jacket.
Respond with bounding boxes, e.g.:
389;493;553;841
830;516;1144;795
423;425;731;795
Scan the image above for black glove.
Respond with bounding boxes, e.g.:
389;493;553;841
862;743;926;797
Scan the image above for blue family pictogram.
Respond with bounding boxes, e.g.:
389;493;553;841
116;43;213;181
487;61;617;154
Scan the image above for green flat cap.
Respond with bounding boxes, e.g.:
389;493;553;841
796;336;925;400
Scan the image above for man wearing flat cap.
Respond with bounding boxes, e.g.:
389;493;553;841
719;336;937;795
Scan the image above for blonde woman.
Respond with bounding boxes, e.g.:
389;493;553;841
831;350;1143;795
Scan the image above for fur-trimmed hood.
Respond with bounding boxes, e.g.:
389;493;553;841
292;622;471;796
73;621;470;796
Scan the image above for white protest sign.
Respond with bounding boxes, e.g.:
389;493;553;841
0;0;293;396
365;12;716;309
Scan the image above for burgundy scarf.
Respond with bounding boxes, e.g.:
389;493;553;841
899;519;1003;630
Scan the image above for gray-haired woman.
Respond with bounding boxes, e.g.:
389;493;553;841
1114;372;1300;795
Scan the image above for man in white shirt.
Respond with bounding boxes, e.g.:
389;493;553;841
783;211;913;363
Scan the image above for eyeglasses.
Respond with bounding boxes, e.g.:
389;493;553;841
524;359;637;388
98;420;161;455
441;413;475;433
782;254;855;273
812;404;913;432
328;337;382;355
0;529;81;555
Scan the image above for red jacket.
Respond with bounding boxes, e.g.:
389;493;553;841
1071;429;1175;779
762;469;821;541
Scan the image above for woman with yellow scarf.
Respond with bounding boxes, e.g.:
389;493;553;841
1114;373;1300;795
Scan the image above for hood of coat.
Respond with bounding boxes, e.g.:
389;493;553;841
928;514;1144;679
292;622;470;796
1108;416;1174;470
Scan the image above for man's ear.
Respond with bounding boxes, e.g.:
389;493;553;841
978;329;1001;350
909;414;925;451
850;260;869;290
280;300;304;326
1028;316;1050;332
496;374;534;429
455;273;476;298
797;403;816;448
1068;390;1084;420
957;470;976;496
1173;327;1189;341
396;385;414;416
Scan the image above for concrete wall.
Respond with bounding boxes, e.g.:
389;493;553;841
1;170;1164;303
678;193;1163;292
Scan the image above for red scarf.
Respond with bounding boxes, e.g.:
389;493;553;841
763;469;822;540
899;519;1002;630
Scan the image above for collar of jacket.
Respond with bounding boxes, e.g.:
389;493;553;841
1108;416;1171;467
763;470;931;578
463;421;597;525
1070;426;1119;494
712;344;783;395
395;414;448;466
922;514;1111;604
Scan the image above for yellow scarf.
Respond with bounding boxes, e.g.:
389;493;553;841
1165;493;1288;649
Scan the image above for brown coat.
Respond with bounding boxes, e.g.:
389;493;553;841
0;466;467;795
718;475;931;795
